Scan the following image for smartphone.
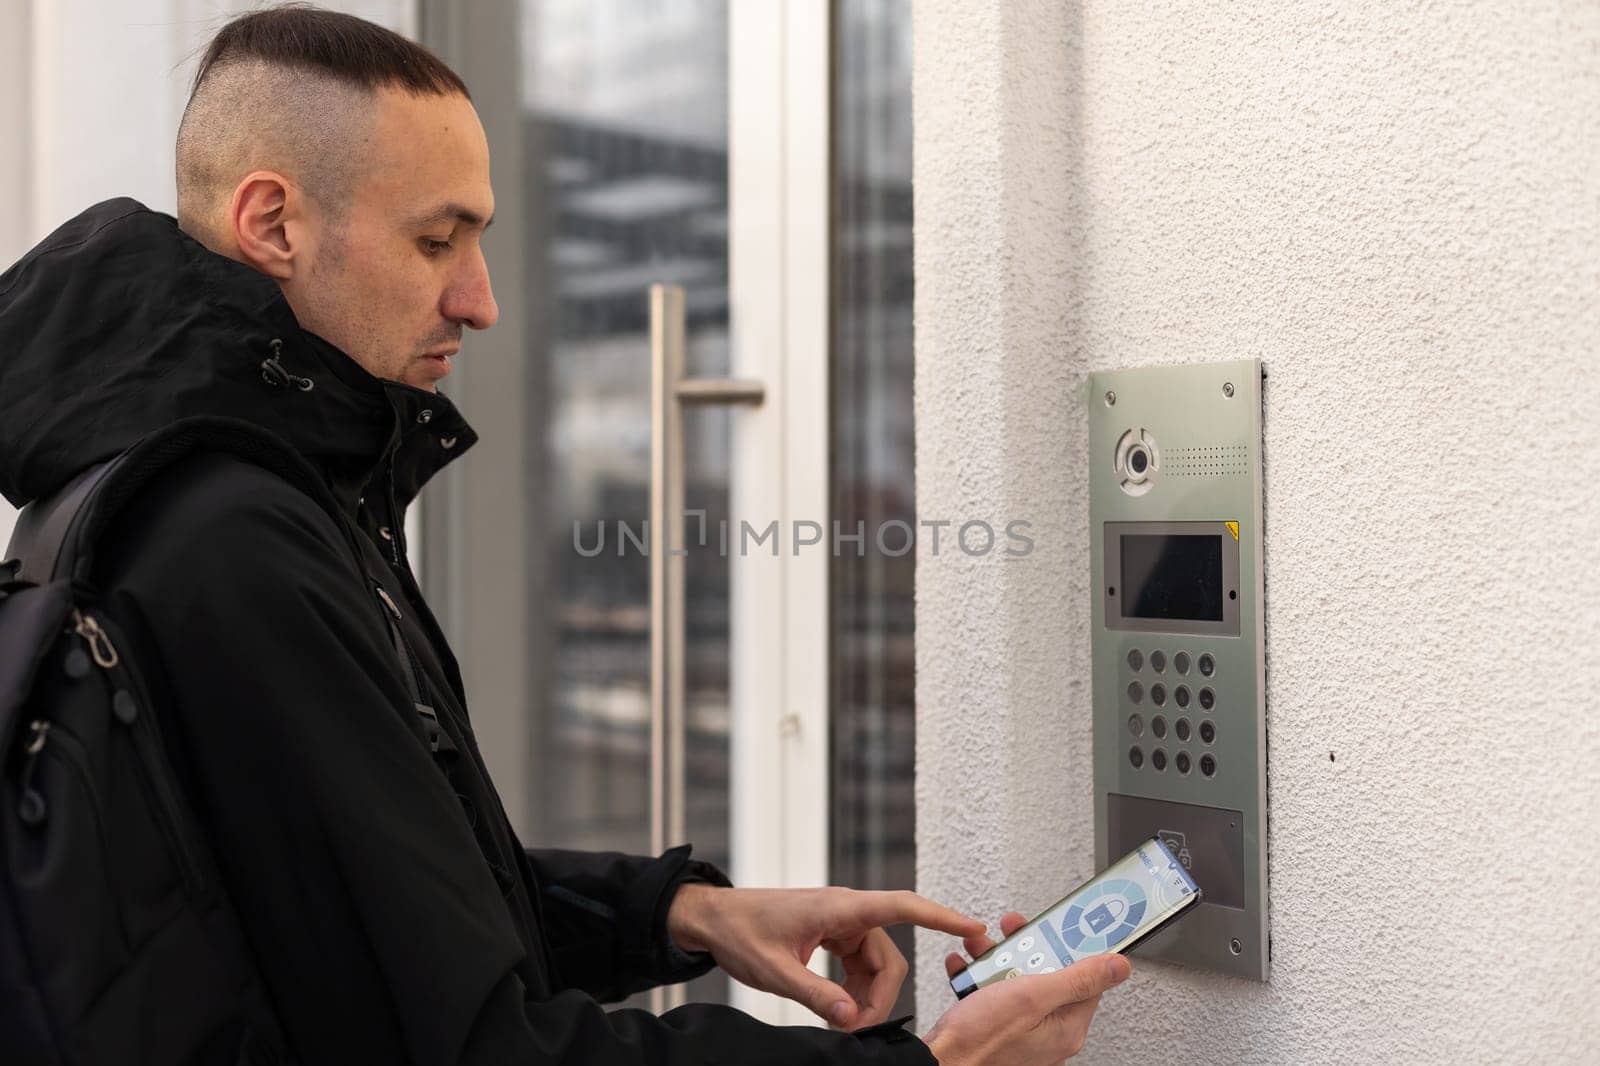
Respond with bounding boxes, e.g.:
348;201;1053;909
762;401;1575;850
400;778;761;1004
949;836;1201;998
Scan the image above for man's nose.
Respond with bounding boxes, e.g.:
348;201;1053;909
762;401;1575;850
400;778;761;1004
445;247;499;330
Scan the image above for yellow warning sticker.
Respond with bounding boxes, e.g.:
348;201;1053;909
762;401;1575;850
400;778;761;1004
1225;521;1240;540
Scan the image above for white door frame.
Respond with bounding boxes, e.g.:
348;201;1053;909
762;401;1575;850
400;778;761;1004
727;0;833;1026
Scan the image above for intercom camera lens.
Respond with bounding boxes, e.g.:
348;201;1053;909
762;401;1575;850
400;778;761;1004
1175;752;1192;775
1175;685;1191;708
1198;653;1215;677
1174;651;1191;675
1200;754;1216;777
1198;687;1215;711
1150;650;1166;674
1151;715;1167;739
1126;649;1143;672
1129;746;1144;769
1199;720;1216;744
1175;718;1191;742
1128;447;1148;474
1150;683;1166;707
1151;749;1167;772
1127;681;1144;705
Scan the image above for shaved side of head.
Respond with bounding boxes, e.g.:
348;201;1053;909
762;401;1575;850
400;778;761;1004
174;5;469;248
176;61;370;246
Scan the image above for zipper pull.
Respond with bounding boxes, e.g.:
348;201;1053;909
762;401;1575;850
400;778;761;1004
71;609;120;669
18;719;50;826
375;586;403;621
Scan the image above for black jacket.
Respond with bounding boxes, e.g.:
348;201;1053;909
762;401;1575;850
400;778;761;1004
0;200;934;1065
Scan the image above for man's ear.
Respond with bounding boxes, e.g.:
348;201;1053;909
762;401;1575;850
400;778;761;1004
229;172;302;281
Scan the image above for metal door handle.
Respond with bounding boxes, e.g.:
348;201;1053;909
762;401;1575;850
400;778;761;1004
649;284;764;1012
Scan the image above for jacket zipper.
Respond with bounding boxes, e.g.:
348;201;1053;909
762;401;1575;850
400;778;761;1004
74;609;208;899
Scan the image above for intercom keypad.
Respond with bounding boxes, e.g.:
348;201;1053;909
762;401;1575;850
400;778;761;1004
1124;646;1220;780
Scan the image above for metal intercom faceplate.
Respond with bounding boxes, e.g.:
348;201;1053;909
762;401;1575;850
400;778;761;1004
1088;359;1268;981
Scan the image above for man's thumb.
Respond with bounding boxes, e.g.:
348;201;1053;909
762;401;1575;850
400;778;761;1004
789;964;856;1028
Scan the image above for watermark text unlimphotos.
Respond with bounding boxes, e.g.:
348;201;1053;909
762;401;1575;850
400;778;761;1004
573;512;1035;559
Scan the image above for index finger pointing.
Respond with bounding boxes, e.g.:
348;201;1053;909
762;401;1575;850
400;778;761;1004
847;890;987;937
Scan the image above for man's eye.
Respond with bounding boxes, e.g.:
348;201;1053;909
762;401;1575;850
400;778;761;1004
421;238;453;256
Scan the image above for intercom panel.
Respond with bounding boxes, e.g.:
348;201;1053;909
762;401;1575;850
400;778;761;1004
1088;359;1269;980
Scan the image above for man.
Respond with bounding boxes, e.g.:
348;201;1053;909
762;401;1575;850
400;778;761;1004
0;7;1127;1063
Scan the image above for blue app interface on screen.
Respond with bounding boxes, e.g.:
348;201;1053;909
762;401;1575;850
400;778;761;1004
963;839;1198;990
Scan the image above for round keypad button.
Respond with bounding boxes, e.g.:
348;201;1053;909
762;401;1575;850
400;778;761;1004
1150;683;1167;707
1151;715;1167;740
1199;720;1216;744
1150;650;1167;674
1198;687;1215;711
1127;681;1144;705
1175;717;1191;742
1198;653;1215;677
1200;753;1216;777
1127;648;1144;672
1174;684;1191;708
1151;749;1167;772
1175;751;1192;775
1174;651;1191;675
1129;746;1144;769
1128;713;1144;737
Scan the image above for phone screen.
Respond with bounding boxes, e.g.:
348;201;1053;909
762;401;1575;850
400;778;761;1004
952;837;1199;997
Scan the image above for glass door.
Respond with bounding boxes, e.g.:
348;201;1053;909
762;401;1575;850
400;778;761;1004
422;0;920;1028
420;0;829;1021
828;0;918;1022
528;0;737;1011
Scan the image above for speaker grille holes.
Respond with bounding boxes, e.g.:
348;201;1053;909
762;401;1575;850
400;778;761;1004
1165;443;1249;477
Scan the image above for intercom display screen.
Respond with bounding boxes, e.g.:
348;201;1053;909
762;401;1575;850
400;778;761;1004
955;838;1198;994
1120;535;1224;622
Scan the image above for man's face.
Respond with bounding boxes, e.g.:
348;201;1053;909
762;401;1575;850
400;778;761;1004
283;88;498;392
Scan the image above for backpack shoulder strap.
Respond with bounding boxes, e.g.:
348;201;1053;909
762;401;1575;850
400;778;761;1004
4;458;123;587
3;416;362;591
1;415;452;756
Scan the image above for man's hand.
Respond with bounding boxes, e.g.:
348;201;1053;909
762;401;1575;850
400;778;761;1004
667;884;985;1030
921;911;1130;1064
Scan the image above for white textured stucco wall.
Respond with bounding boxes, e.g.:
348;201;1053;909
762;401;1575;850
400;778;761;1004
912;3;1599;1062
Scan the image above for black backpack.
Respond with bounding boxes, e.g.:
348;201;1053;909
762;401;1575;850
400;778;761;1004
0;417;443;1066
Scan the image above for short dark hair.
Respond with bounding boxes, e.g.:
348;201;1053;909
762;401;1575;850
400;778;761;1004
189;3;468;102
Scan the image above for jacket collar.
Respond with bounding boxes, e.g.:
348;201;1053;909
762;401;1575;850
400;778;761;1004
0;198;478;512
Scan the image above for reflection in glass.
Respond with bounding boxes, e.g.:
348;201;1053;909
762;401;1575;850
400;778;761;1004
830;0;917;1022
522;0;731;1008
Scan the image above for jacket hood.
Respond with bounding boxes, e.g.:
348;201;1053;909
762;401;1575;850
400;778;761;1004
0;198;476;510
